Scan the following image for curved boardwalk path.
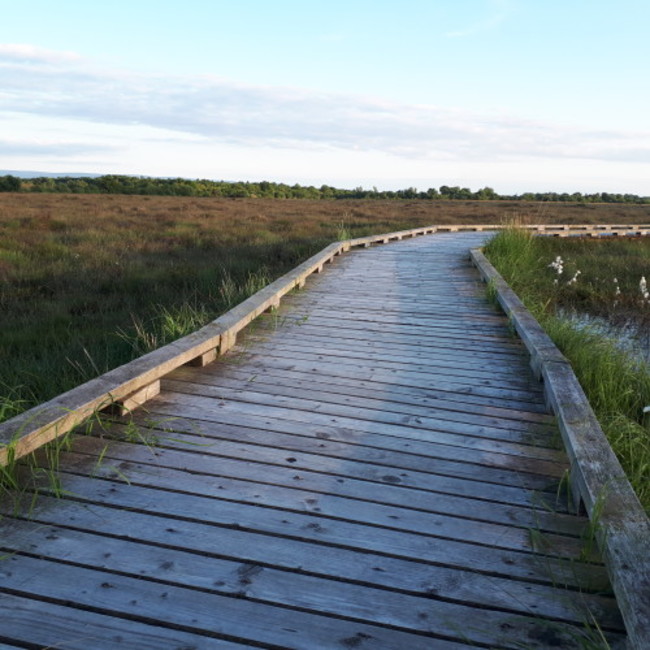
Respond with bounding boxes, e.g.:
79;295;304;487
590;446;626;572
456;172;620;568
0;233;625;648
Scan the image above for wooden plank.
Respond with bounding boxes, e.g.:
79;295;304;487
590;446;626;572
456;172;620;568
277;305;523;339
168;364;554;434
169;362;553;424
255;305;520;340
213;352;549;412
0;518;623;635
281;280;500;298
187;347;218;366
124;406;565;483
0;593;247;649
242;328;530;372
63;436;581;538
66;435;568;527
14;466;604;586
0;554;473;650
231;338;541;386
98;419;562;515
0;512;601;624
249;319;530;362
243;320;533;366
285;292;511;314
103;416;563;494
152;390;563;463
295;284;502;302
254;326;529;370
142;394;562;478
162;377;555;448
544;360;650;650
259;312;529;356
219;349;546;404
276;319;515;347
110;379;161;416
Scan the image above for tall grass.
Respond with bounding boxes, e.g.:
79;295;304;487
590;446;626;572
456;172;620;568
119;269;270;355
485;229;650;510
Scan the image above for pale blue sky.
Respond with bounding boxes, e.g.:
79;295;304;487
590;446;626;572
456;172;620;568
1;0;649;193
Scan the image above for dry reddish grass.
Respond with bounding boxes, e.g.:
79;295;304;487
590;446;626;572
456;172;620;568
2;192;650;237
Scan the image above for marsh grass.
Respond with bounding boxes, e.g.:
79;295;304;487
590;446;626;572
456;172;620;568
485;228;650;510
0;428;76;514
2;193;650;423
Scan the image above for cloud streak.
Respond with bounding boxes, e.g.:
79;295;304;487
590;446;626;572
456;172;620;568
0;43;82;64
1;44;650;167
0;138;118;157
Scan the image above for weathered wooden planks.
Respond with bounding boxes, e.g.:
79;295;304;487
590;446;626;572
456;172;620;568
0;516;618;627
0;229;640;648
0;593;250;650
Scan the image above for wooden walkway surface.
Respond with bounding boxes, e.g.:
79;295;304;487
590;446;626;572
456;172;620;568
0;232;625;649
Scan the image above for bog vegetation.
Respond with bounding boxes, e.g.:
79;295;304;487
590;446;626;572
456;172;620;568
484;228;650;511
2;191;650;426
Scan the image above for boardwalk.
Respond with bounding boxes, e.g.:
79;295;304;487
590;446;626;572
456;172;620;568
0;232;625;649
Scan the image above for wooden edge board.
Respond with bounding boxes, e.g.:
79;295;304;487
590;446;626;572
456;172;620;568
345;224;650;249
470;246;650;650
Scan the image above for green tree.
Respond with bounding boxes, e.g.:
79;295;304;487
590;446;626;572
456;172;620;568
476;186;497;200
0;175;21;191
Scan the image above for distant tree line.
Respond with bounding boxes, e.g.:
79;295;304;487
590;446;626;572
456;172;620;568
0;174;648;204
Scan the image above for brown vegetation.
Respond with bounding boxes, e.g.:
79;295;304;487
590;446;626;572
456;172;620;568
2;192;650;237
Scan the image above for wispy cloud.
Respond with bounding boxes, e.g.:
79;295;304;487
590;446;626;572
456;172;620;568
445;0;515;38
0;43;82;64
0;138;119;157
1;43;649;167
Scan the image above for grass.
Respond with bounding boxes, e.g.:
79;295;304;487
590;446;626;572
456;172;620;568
0;427;78;514
484;227;650;511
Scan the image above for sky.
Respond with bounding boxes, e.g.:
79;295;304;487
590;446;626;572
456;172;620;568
1;0;649;194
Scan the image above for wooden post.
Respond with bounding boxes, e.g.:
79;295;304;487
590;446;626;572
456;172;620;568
265;298;280;312
109;380;161;416
220;330;237;354
188;348;218;367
